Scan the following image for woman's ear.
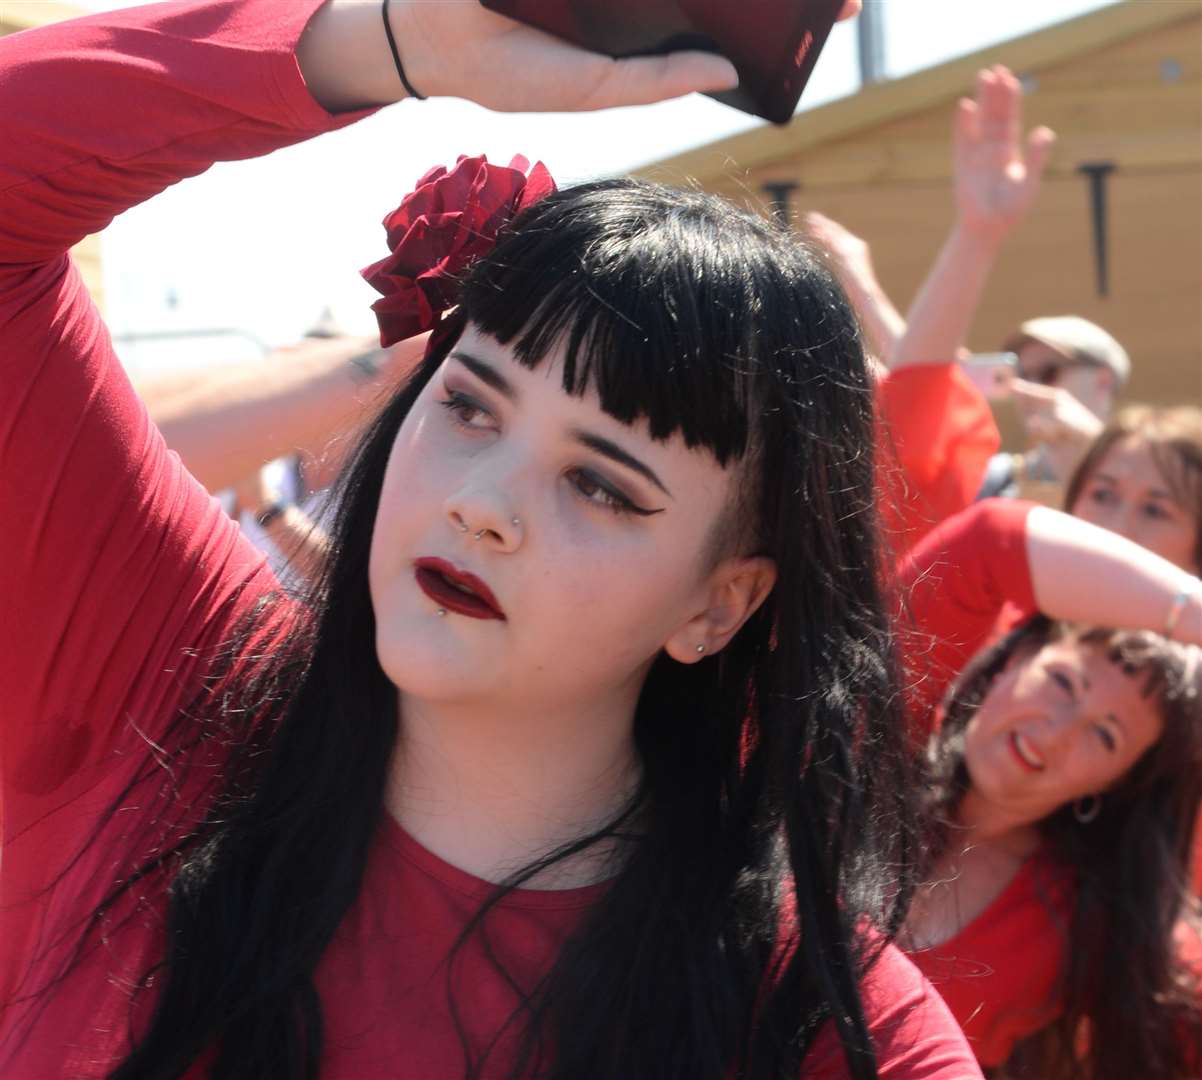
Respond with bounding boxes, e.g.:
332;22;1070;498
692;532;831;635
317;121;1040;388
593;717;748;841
663;555;777;663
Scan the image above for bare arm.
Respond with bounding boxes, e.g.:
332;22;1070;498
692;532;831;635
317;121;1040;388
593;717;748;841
890;66;1055;370
804;212;906;366
138;334;426;493
261;506;331;588
1026;506;1202;646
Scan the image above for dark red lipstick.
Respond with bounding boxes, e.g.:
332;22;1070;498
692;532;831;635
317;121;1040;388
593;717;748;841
414;558;506;621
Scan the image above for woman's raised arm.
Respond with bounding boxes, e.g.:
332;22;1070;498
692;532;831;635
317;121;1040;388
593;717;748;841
897;498;1201;726
0;0;374;816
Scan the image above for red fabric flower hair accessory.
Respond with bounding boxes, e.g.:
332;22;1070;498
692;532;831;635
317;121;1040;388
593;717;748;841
361;154;556;347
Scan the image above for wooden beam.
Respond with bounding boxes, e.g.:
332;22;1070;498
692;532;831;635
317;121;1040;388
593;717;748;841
1;1;86;33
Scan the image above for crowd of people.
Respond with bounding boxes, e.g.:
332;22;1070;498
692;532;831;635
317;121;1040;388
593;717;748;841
1;2;1200;1078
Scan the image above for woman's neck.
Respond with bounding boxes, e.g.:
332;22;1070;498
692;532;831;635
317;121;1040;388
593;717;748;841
901;793;1044;952
386;690;642;889
952;788;1044;855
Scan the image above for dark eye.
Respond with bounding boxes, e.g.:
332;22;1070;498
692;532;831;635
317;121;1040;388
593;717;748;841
1087;486;1116;506
438;390;493;429
566;468;659;518
1095;725;1117;752
1050;670;1076;698
1142;502;1171;521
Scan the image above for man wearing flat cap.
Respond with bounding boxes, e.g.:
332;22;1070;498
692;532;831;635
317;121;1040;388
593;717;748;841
978;314;1131;500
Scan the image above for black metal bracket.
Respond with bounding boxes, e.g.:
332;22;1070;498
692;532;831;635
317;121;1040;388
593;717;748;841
1077;161;1116;298
761;181;800;224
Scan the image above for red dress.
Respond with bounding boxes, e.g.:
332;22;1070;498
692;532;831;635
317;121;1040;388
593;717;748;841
0;2;979;1076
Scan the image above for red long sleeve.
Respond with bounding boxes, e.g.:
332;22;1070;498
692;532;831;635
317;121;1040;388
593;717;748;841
0;0;369;1057
0;0;371;806
876;362;1000;554
894;498;1038;736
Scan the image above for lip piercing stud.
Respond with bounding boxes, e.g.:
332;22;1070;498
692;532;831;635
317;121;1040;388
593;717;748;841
473;529;486;540
436;608;447;617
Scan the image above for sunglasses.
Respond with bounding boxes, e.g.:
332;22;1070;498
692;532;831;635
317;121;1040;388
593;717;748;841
1017;359;1092;386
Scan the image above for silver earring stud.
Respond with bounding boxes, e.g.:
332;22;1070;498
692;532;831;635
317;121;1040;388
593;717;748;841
696;644;705;654
473;529;486;541
436;608;447;617
511;516;521;527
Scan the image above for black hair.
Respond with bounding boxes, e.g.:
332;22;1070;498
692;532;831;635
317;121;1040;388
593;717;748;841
925;617;1202;1078
28;179;917;1079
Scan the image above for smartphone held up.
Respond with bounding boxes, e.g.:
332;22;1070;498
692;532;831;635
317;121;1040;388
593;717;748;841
479;0;846;124
959;352;1018;401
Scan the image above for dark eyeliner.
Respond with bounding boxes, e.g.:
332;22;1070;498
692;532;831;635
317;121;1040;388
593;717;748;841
573;468;663;518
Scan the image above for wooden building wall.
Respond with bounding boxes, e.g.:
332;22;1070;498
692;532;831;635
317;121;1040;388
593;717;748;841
639;3;1202;445
1;1;104;312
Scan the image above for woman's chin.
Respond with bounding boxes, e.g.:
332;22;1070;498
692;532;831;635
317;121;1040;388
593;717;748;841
373;621;493;702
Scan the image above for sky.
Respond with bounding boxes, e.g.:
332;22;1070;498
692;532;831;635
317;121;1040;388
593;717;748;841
65;0;1123;373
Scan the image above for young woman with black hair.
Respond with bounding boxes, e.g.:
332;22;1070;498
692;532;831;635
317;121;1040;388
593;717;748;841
892;496;1202;1076
0;2;983;1078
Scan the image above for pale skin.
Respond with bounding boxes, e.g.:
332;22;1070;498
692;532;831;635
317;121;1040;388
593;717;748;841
804;67;1056;374
903;506;1202;950
138;332;427;493
370;326;775;886
292;0;863;887
297;0;861;114
802;211;906;368
890;65;1056;371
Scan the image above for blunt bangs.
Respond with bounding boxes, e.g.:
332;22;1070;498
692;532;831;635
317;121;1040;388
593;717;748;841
459;179;826;469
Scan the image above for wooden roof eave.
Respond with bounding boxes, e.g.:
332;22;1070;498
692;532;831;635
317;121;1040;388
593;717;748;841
633;0;1199;185
1;1;86;34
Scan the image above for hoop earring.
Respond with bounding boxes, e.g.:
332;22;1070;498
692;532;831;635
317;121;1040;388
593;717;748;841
1073;794;1102;825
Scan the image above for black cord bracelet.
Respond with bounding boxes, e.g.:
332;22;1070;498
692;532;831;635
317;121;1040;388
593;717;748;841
381;0;426;101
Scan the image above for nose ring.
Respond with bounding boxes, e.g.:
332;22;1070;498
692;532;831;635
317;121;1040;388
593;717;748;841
457;522;469;533
474;529;486;541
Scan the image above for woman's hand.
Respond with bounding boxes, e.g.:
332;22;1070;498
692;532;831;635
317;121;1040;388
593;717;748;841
953;65;1056;242
300;0;860;114
231;466;280;520
399;1;864;111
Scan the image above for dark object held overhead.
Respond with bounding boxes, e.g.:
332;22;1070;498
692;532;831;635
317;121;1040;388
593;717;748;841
480;0;846;125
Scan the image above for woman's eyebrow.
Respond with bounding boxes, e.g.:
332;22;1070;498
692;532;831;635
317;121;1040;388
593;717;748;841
450;351;516;400
450;349;672;498
571;428;673;498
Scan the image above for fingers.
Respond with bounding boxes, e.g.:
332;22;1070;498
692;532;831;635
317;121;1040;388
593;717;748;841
1009;377;1060;404
1024;125;1058;183
954;96;980;149
977;64;1021;151
804;210;845;239
585;50;738;111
